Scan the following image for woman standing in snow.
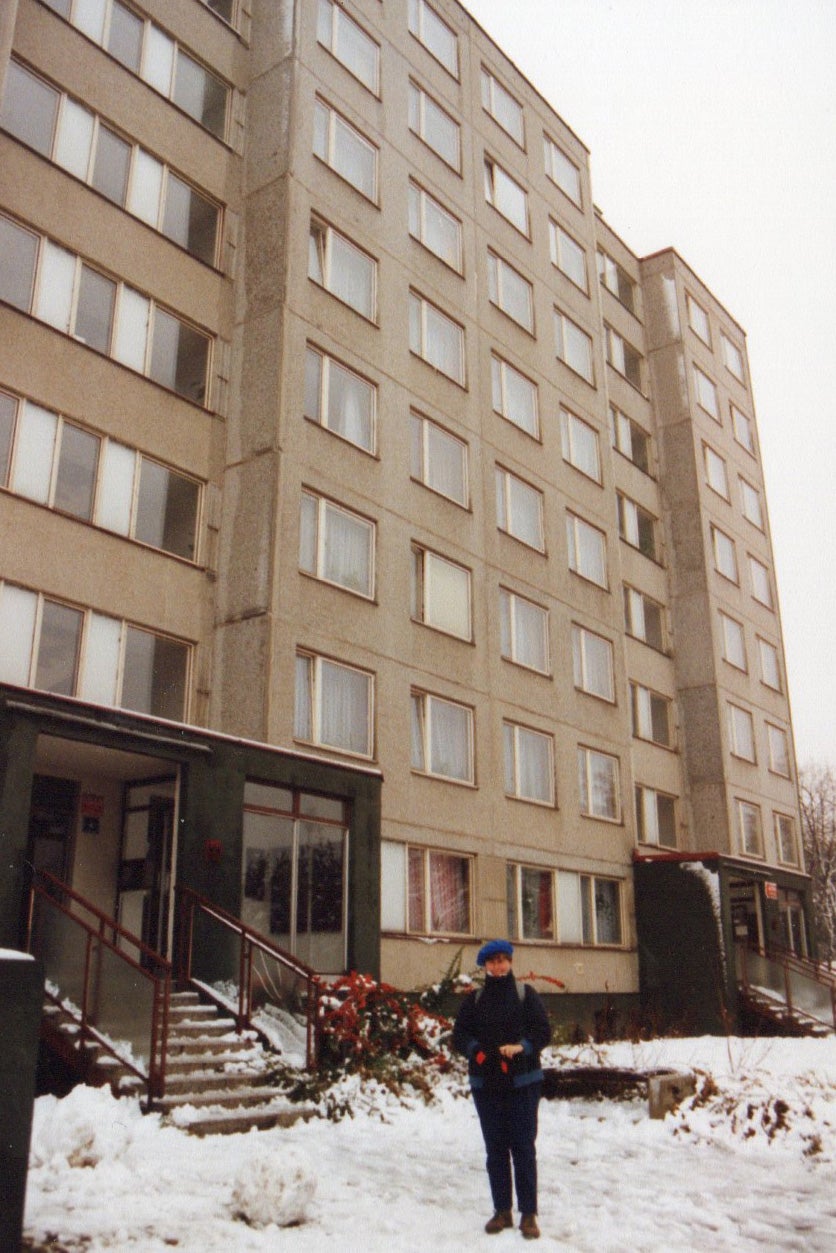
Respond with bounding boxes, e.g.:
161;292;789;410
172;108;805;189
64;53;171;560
453;939;551;1240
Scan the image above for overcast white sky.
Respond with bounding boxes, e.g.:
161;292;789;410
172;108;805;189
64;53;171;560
465;0;836;769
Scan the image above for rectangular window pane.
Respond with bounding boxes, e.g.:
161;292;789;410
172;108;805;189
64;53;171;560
1;63;59;157
35;241;75;331
75;266;116;352
149;308;209;404
12;402;57;504
107;1;142;73
0;583;37;684
97;440;136;535
500;589;549;673
54;423;99;520
144;25;175;96
557;872;583;943
408;182;462;271
319;657;372;756
80;611;121;705
428;852;469;933
491;355;538;438
173;51;228;138
0;216;38;312
113;287;150;372
127;148;164;225
135;458;199;559
122;627;187;720
410;413;468;506
54;97;95;181
162;173;219;264
36;600;83;696
91;125;132;205
0;391;15;486
305;347;375;452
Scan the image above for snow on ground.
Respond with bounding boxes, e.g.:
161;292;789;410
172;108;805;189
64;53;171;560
24;1036;836;1252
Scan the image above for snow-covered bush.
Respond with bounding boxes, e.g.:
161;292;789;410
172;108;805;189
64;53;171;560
230;1145;316;1228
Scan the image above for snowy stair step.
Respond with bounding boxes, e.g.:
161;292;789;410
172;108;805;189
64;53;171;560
155;1083;288;1112
179;1103;317;1137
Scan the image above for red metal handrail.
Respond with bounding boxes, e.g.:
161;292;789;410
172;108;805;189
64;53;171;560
175;885;321;1069
27;871;171;1100
738;941;836;1032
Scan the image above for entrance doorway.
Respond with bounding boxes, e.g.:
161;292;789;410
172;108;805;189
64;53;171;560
27;774;78;886
729;880;763;980
117;778;177;958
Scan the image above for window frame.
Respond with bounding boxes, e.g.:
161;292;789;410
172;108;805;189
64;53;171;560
407;180;463;273
721;332;745;383
727;702;756;763
409;410;469;507
711;525;739;584
411;543;472;641
410;688;475;784
408;290;466;385
491;354;539;439
503;720;556;807
630;682;674;748
484;156;529;236
719;610;747;671
605;325;643;390
408;0;459;78
572;623;615;703
731;403;756;456
577;746;621;822
317;0;380;95
499;587;550;675
554;307;594;384
610;405;651;474
766;722;791;778
561;407;601;483
774;813;798;866
405;845;473;936
566;512;608;589
736;799;763;858
506;863;555;942
487;249;534;333
748;554;773;608
495;465;545;552
623;585;665;652
739;477;764;530
597;250;636;313
543;134;581;206
686;293;711;345
617;493;659;562
480;66;525;147
299;489;376;599
694;365;720;421
313;96;379;203
703;442;730;499
757;637;782;691
635;785;677;849
294;649;375;759
550;220;588;292
308;216;378;322
303;344;377;454
408;80;461;172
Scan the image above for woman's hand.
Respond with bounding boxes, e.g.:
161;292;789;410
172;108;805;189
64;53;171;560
498;1043;524;1058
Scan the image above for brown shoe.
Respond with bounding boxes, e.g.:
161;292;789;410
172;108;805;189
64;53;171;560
520;1213;540;1239
484;1210;513;1233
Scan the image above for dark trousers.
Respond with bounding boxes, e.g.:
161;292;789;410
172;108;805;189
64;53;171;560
472;1083;542;1215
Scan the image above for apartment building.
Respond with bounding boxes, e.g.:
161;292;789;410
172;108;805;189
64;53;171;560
0;0;809;1031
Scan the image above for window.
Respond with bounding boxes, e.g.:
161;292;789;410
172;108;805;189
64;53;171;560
775;814;798;866
635;786;677;848
554;309;594;383
487;251;533;332
561;408;601;482
630;683;673;747
550;221;587;291
711;525;738;583
484;157;528;235
242;783;348;971
382;845;472;935
304;345;376;453
748;555;773;607
567;513;607;588
491;355;539;438
609;406;650;474
503;722;554;805
739;478;763;529
605;326;642;390
496;467;544;550
409;291;465;384
410;412;468;506
758;637;782;691
694;366;719;420
728;703;756;762
737;800;763;857
308;218;377;320
544;135;581;206
597;251;635;313
557;872;622;945
578;747;620;821
411;689;474;783
721;332;745;382
40;1;229;138
317;0;379;94
408;81;460;170
731;404;756;455
313;98;378;202
686;294;711;345
572;625;614;702
499;588;549;674
411;545;471;640
1;63;221;264
0;582;188;718
617;495;658;561
506;865;554;941
295;651;374;758
767;724;790;777
623;586;665;651
719;611;747;671
0;218;211;404
704;444;729;498
408;181;462;272
480;67;524;146
408;0;458;77
299;491;375;598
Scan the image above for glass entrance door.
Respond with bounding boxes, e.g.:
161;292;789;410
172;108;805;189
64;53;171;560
117;777;176;958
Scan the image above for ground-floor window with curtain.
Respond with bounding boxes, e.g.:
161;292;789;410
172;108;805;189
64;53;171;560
242;782;348;972
380;841;472;936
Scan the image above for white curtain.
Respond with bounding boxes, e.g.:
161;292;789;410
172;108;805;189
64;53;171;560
55;99;95;181
12;402;56;504
80;612;121;706
323;503;371;595
97;440;136;535
35;242;75;332
320;658;369;755
128;149;164;227
0;584;36;684
429;696;469;780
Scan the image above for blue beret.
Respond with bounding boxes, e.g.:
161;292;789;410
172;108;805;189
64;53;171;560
476;939;514;967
